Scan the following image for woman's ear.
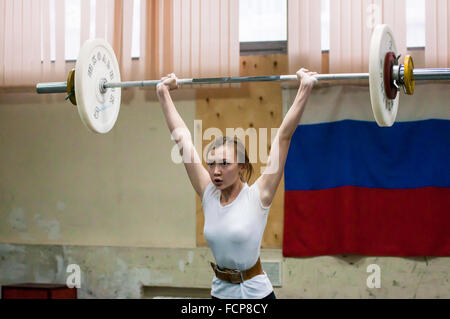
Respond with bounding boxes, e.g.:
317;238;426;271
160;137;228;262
239;164;246;181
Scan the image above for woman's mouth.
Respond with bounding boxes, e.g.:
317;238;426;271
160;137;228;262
214;179;223;185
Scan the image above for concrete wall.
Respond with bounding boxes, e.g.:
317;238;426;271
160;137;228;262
1;244;448;298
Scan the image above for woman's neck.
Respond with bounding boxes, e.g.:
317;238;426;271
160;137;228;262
221;180;244;203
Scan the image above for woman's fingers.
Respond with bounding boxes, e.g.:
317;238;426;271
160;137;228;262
157;74;177;92
158;73;178;90
296;68;318;86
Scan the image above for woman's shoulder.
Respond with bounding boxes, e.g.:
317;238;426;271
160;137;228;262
201;181;217;205
247;181;271;211
242;182;259;202
247;181;260;196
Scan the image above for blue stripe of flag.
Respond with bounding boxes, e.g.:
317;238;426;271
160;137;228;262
285;119;450;190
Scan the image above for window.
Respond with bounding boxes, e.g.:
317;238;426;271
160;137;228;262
239;0;287;55
65;0;81;61
90;0;96;40
406;0;425;49
61;0;426;61
320;0;425;51
321;0;330;52
64;0;96;61
50;0;55;61
131;0;141;59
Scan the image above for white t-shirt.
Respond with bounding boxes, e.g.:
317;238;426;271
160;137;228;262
202;181;274;299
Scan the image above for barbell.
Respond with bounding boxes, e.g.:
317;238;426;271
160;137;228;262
36;25;450;134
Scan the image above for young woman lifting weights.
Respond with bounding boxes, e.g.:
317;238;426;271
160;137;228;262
156;68;317;299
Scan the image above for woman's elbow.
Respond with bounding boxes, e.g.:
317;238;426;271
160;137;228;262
277;130;292;143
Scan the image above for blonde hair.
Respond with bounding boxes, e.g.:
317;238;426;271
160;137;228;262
206;136;254;183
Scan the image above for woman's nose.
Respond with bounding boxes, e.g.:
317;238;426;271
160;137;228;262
213;165;221;175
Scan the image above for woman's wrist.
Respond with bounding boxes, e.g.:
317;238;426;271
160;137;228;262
296;84;313;99
156;84;170;99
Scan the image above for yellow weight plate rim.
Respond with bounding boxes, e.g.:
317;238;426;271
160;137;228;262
404;55;415;95
67;69;77;105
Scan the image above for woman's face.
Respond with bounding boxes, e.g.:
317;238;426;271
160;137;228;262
206;145;244;189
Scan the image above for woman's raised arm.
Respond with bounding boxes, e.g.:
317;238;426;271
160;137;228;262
256;69;318;208
156;74;211;198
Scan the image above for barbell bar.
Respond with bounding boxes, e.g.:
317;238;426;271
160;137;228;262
35;24;450;134
36;73;369;93
36;69;450;94
406;68;450;80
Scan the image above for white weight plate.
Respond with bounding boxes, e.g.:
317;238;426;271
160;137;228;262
75;39;121;134
369;24;399;127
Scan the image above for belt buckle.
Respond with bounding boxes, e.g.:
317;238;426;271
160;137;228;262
212;262;244;284
228;270;244;284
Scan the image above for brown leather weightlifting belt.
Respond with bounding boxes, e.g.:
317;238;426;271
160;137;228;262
210;257;264;284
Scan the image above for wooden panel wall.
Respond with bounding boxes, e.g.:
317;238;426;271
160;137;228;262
195;54;289;248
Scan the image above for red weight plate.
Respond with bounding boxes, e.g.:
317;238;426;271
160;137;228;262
383;52;397;100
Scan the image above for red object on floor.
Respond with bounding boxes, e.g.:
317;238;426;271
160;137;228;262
2;283;77;299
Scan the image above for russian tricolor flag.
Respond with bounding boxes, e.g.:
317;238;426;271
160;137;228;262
282;85;450;257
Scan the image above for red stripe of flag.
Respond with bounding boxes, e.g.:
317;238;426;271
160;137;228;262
283;186;450;257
